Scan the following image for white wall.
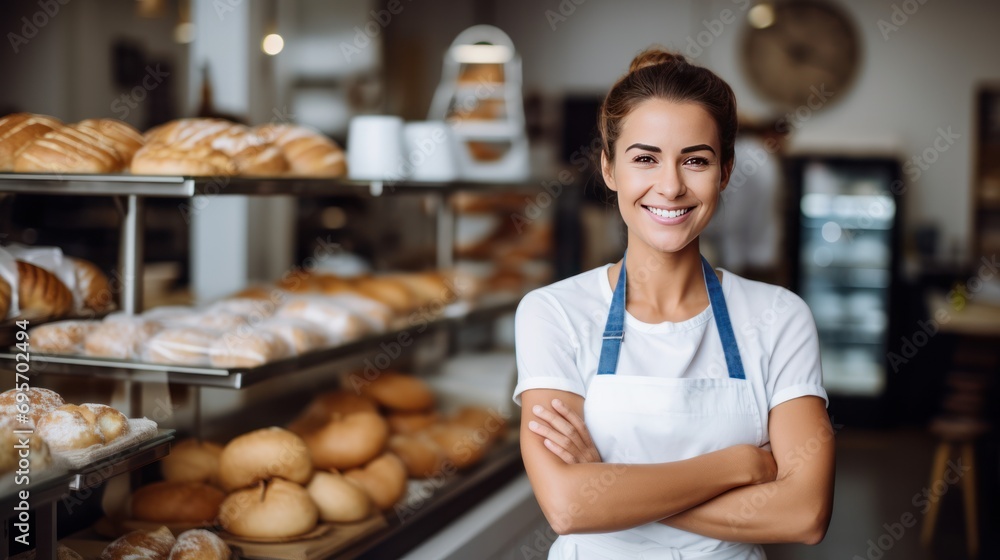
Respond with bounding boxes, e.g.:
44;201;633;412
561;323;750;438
495;0;1000;262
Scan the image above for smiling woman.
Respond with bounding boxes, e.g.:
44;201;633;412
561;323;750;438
514;47;835;559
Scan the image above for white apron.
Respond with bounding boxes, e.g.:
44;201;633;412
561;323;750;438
549;255;767;560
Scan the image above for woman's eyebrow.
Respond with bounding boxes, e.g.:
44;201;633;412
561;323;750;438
625;143;661;153
680;144;716;155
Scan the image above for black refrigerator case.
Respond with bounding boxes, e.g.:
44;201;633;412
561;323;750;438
785;156;904;426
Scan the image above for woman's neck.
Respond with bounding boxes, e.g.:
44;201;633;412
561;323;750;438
610;236;710;324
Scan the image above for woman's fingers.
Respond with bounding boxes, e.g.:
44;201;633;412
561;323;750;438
551;399;601;461
528;420;578;463
532;404;587;455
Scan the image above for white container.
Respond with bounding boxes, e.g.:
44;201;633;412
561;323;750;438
402;121;458;181
347;115;408;181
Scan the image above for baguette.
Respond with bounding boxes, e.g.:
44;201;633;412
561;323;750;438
0;112;62;170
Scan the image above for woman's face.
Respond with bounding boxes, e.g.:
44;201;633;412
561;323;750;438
602;98;731;255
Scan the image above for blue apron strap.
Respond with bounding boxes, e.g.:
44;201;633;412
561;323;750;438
596;254;627;375
702;256;746;380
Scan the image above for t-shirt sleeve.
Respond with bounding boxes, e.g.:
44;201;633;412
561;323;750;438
766;289;829;410
512;289;585;407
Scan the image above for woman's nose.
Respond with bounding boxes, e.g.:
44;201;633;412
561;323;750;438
654;165;686;199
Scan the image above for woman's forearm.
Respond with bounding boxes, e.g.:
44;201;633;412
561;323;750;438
532;445;757;534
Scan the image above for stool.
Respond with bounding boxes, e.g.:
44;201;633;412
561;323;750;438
921;369;993;558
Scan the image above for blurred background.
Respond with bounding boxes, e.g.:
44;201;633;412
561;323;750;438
1;0;999;559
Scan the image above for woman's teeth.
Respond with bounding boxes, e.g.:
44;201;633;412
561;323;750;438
645;206;691;219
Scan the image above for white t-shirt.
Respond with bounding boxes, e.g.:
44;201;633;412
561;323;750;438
513;264;828;441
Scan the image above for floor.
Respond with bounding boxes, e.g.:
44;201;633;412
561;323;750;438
763;427;998;560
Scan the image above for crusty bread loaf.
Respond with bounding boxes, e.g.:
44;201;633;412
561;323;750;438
84;317;163;359
14;124;123;173
218;427;313;491
0;112;62;170
219;479;318;539
29;320;98;354
211;126;288;176
426;423;489;470
161;439;223;485
307;470;371;523
81;402;130;442
67;256;115;313
16;260;73;320
35;403;129;451
131;481;226;524
0;275;11;320
386;411;440;435
144;327;219;366
254;124;346;177
389;433;446;478
101;526;176;560
169;529;232;560
301;411;388;471
359;371;435;412
0;387;64;428
76;118;144;164
0;415;52;474
208;329;292;369
351;276;416;315
287;391;379;436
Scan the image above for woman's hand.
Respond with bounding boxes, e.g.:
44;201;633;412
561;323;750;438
527;398;602;464
738;444;778;485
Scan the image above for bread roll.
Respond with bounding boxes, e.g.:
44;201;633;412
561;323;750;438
35;404;103;451
387;411;440;435
15;124;124;173
359;371;435;412
0;113;62;170
209;329;292;369
131;481;226;524
306;470;372;523
144;327;219;366
0;276;11;320
16;260;73;320
344;453;408;510
207;298;278;321
254;124;346;177
288;391;378;435
67;257;115;313
219;479;318;539
30;320;98;354
76;118;144;164
257;319;327;355
161;439;223;485
169;529;232;560
0;415;52;474
211;126;288;176
218;427;312;491
301;411;388;471
391;272;456;308
450;406;508;443
426;424;490;470
0;387;65;428
276;298;369;344
101;525;176;560
388;434;446;478
81;402;130;443
351;276;416;315
84;317;163;359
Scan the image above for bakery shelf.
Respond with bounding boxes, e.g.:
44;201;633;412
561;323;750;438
0;297;520;390
0;430;174;558
0;172;543;197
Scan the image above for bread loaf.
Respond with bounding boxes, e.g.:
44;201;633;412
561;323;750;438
0;387;65;428
144;327;219;366
344;453;408;510
16;260;74;320
219;479;318;539
351;276;416;315
131;481;226;524
208;329;292;369
218;427;313;491
15;124;124;173
450;406;508;443
211;126;288;176
169;529;232;560
288;391;378;435
276;298;369;344
306;470;372;523
0;276;11;320
30;320;98;354
0;113;62;170
101;526;176;560
35;403;129;451
387;411;440;435
0;415;52;474
257;319;327;355
160;439;223;485
426;423;489;470
359;371;435;412
76;118;144;164
131;143;233;176
81;402;130;442
388;433;446;478
68;257;115;313
84;317;162;359
301;411;388;471
254;124;346;177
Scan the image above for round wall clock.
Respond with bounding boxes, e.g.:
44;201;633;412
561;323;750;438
741;1;860;109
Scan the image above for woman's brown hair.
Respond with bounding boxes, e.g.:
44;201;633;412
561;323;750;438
598;47;738;168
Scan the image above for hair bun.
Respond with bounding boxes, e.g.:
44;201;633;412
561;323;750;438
629;48;685;73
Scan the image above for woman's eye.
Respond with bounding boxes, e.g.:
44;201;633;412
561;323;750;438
684;157;710;168
633;155;656;164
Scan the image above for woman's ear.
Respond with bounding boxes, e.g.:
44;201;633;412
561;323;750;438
601;151;617;192
719;159;734;192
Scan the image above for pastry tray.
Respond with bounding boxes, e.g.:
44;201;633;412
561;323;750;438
0;297;519;389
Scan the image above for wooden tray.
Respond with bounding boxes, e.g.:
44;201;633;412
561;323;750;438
223;516;388;560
